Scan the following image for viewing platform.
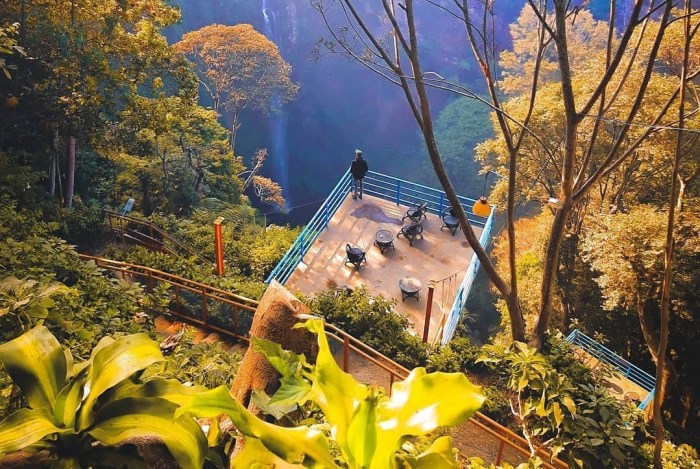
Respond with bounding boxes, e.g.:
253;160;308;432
266;170;494;344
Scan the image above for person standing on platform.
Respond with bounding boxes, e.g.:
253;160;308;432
350;149;368;200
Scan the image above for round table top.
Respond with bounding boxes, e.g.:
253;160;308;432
375;229;394;244
399;276;421;293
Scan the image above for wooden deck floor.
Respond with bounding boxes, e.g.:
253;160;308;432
286;193;481;343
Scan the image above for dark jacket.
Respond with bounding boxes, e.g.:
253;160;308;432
351;157;368;179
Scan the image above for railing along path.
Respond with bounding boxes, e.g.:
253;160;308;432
566;329;655;410
82;254;566;468
106;210;210;262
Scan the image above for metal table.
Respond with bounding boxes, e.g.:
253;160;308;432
399;276;422;302
374;229;395;254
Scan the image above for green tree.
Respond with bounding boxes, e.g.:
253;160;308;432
431;97;493;195
0;22;24;79
174;23;299;153
581;205;700;441
112;88;245;215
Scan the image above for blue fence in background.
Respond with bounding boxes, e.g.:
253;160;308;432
265;171;490;292
265;168;352;285
440;207;494;344
566;329;656;410
362;171;488;227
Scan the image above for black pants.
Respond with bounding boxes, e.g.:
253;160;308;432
353;177;363;198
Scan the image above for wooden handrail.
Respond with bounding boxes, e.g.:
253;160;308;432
80;254;567;468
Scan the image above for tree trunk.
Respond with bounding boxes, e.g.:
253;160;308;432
531;203;571;349
231;281;318;411
49;130;59;197
402;0;526;342
229;282;319;458
653;3;689;463
65;136;76;208
557;232;579;334
230;109;240;154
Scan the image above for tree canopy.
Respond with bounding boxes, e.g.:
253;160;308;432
175;23;299;153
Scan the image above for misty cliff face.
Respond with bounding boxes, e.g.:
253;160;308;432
164;0;533;224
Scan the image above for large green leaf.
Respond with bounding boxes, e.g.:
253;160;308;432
0;408;68;454
370;368;484;467
88;397;207;469
251;389;299;420
344;390;380;469
177;386;338;468
379;368;484;435
53;372;86;428
108;378;207;406
394;436;459;468
268;374;312;408
0;325;67;410
252;337;308;377
301;318;368;457
231;437;307;469
78;333;164;430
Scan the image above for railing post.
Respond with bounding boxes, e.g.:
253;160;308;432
396;180;401;205
423;281;435;343
300;232;305;262
146;270;153;293
324;204;330;229
439;193;444;215
213;217;225;276
343;335;350;372
495;440;505;466
201;287;208;325
234;306;239;335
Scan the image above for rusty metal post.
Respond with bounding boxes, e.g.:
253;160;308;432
495;440;505;465
213;217;225;276
423;281;435;343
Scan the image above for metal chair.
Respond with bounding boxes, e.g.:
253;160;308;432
344;244;367;270
441;207;459;236
402;202;428;223
397;222;424;246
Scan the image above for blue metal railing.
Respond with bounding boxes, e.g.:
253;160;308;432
265;170;491;288
362;171;487;227
265;168;352;285
440;206;495;344
565;329;656;410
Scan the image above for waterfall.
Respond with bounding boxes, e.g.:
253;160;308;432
262;0;291;208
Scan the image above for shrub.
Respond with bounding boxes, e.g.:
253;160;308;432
304;287;430;369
